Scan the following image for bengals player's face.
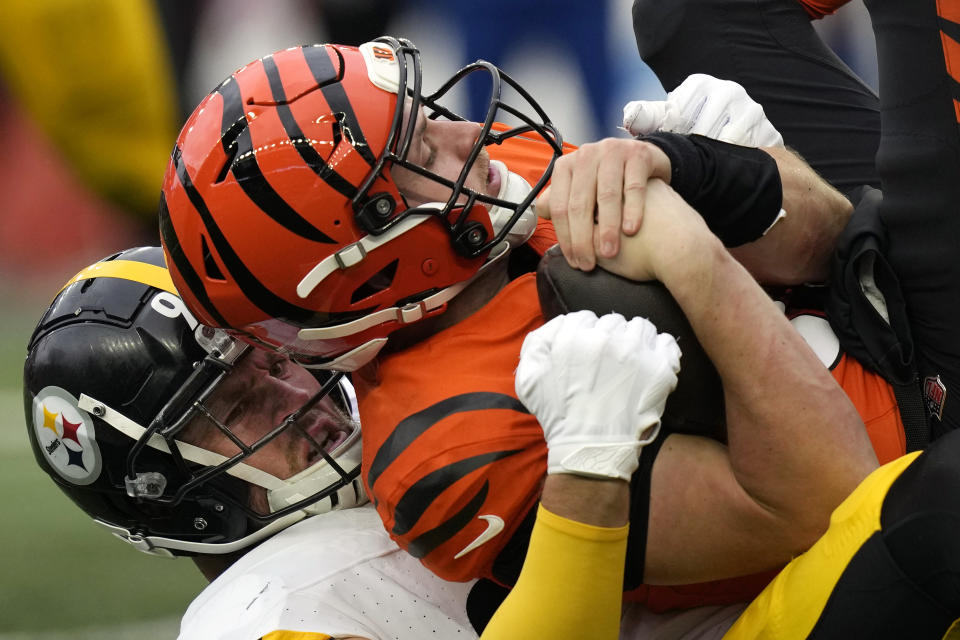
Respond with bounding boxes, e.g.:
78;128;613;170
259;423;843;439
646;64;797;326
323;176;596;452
391;104;500;207
182;350;353;510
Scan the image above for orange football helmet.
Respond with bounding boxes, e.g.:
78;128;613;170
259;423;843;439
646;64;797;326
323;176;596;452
160;37;561;370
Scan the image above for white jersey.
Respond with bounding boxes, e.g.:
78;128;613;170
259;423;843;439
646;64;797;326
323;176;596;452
177;505;477;640
177;505;742;640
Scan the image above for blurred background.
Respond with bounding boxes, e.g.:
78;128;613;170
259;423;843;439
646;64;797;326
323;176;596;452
0;0;876;637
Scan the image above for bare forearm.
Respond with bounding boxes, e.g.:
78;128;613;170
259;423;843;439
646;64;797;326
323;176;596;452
540;474;630;528
641;246;874;582
599;182;876;581
731;146;852;284
658;237;875;520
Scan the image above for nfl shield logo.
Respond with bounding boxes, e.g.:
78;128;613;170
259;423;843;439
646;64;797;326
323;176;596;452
923;375;947;421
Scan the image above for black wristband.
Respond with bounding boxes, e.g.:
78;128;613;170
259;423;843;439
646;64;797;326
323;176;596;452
639;132;784;247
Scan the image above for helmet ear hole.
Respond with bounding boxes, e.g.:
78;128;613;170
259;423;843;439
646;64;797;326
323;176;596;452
202;237;226;281
350;260;399;304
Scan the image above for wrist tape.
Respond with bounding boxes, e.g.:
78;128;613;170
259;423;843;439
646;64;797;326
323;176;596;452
640;132;784;247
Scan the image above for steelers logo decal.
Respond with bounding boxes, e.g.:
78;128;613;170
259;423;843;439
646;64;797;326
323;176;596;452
32;386;102;485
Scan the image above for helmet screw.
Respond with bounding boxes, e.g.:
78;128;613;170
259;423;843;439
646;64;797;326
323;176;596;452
91;404;106;417
452;222;489;257
357;193;397;231
193;517;208;530
421;258;437;276
214;504;224;512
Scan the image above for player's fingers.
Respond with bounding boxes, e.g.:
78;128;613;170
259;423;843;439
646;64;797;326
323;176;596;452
517;312;575;396
621;145;651;237
593;312;630;344
724;99;763;144
689;94;727;140
520;311;567;360
535;185;553;220
706;112;732;141
670;88;705;135
719;109;756;145
594;145;626;259
566;145;602;271
624;314;661;348
622;100;668;137
542;160;575;268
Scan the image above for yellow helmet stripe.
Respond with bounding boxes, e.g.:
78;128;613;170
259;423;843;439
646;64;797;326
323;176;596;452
59;260;177;296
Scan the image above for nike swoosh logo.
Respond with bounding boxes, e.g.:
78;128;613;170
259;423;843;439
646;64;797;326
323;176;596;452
453;514;505;559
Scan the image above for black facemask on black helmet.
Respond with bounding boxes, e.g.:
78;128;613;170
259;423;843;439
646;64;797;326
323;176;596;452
23;247;365;557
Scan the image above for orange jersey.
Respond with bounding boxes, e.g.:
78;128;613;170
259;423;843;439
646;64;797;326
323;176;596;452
797;0;851;19
832;353;905;463
354;128;567;582
354;279;906;607
354;129;906;609
486;121;577;185
355;274;547;583
783;308;906;464
486;121;576;255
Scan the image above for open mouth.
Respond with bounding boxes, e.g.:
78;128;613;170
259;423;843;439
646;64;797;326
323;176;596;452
303;415;351;464
487;162;502;196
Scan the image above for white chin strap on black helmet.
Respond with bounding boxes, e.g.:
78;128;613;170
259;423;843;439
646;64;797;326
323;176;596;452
89;326;365;556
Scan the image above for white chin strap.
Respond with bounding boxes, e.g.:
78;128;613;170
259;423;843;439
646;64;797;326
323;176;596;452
266;427;366;515
294;164;531;371
296;238;511;372
487;159;536;248
81;394;367;507
78;394;369;556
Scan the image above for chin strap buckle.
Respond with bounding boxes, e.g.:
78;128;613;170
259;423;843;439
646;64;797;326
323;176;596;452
125;472;167;499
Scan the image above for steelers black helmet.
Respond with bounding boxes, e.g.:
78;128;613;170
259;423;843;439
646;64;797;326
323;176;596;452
23;247;364;557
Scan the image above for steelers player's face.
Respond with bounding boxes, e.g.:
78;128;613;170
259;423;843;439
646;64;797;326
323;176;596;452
182;349;353;512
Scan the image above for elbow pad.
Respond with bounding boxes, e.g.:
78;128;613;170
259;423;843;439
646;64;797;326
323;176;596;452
640;132;783;247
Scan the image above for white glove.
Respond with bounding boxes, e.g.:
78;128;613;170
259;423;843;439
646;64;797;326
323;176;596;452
622;73;784;148
515;310;681;481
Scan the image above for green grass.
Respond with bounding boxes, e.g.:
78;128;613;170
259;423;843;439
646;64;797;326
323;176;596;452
0;293;205;636
0;616;184;639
